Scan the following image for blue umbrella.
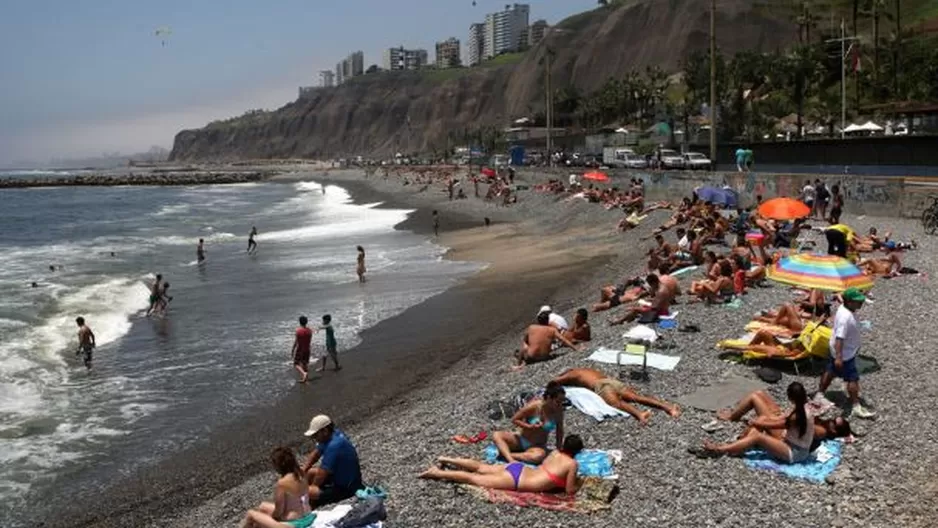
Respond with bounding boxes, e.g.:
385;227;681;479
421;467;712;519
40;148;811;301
695;186;738;208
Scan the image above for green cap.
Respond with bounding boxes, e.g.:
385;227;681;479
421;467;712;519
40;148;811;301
842;287;866;303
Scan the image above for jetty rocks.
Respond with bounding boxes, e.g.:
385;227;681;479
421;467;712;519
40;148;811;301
0;170;277;188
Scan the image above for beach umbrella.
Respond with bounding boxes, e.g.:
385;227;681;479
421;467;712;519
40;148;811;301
695;186;738;208
480;167;496;178
583;171;610;183
757;197;811;220
767;253;874;292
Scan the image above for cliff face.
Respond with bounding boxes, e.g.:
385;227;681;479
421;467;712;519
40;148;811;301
170;0;794;161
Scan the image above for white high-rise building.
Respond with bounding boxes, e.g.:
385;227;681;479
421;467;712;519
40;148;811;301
483;3;530;60
319;70;335;88
383;47;429;71
467;23;485;66
435;38;461;69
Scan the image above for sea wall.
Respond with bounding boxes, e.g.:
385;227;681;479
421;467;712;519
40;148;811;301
0;171;274;189
526;168;938;218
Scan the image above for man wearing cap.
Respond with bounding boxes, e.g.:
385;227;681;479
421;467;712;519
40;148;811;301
537;305;568;332
300;414;363;506
818;288;875;419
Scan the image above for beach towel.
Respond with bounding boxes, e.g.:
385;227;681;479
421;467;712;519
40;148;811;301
482;444;621;479
458;477;616;513
587;347;681;371
562;386;630;421
623;325;658;343
312;505;384;528
744;321;796;338
671;265;699;277
676;376;766;412
744;440;842;483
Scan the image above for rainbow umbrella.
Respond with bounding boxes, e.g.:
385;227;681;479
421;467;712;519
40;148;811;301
767;253;873;292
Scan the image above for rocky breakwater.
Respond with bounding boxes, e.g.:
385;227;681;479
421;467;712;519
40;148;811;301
0;170;277;189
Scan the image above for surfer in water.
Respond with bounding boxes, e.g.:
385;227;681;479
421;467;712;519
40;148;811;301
356;246;366;283
75;317;96;371
146;274;163;316
197;238;206;264
247;226;258;253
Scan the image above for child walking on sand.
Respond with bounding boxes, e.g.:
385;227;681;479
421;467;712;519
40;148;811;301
318;314;341;372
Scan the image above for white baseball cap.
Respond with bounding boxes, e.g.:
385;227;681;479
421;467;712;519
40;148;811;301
537;305;552;315
304;414;332;437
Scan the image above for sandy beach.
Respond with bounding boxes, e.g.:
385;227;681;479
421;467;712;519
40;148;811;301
44;167;938;528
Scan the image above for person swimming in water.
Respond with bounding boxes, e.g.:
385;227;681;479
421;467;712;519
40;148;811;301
145;274;163;316
197;238;206;263
247;226;258;253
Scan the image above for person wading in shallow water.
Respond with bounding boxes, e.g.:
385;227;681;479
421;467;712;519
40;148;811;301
247;226;258;253
75;317;96;371
292;316;313;383
432;210;440;237
356;246;366;283
145;274;163;316
197;238;206;264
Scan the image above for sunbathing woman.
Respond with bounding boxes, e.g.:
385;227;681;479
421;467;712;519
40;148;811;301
552;368;680;425
690;382;819;463
702;251;722;280
593;279;648;312
492;383;565;464
420;435;583;495
858;251;902;277
718;329;807;358
731;254;766;284
688;261;734;303
240;447;316;528
714;388;854;444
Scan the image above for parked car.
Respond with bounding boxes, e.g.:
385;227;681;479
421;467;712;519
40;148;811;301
621;153;649;169
581;155;601;168
658;149;685;169
682;152;712;170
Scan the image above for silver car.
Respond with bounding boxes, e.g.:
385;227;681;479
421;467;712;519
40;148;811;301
682;152;712;170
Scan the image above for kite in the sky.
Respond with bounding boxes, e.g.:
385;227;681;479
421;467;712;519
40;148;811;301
154;26;172;47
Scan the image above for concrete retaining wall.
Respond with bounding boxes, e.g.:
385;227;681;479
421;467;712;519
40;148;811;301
523;168;938;218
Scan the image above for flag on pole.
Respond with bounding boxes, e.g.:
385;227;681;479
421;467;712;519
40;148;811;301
851;44;861;72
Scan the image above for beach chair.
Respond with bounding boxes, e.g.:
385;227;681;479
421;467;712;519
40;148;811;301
718;321;832;375
618;341;651;382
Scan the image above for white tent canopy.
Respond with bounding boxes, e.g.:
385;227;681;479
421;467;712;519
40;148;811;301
859;120;884;131
843;123;864;133
513;117;532;125
615;127;629;134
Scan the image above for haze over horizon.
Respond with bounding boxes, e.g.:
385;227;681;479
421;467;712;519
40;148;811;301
0;0;594;167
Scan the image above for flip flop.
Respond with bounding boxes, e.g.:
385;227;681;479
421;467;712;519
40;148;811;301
452;431;488;444
679;324;700;333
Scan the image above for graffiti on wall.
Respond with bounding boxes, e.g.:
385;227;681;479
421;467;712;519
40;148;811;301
841;178;895;205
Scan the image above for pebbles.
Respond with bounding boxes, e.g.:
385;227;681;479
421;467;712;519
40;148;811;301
158;169;938;528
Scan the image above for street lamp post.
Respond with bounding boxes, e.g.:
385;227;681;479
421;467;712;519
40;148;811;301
709;0;717;169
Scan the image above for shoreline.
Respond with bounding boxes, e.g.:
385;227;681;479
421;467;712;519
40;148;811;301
36;169;618;528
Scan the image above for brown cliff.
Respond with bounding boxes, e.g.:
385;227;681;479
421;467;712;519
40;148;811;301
170;0;793;161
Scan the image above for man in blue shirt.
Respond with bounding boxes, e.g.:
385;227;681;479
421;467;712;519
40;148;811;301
301;414;363;506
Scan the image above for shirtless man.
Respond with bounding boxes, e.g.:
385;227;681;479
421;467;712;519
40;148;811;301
562;308;591;343
656;263;681;298
858;251;901;276
513;312;581;370
145;274;163;316
247;226;258;253
552;368;680;425
610;274;672;326
197;238;206;263
75;317;96;371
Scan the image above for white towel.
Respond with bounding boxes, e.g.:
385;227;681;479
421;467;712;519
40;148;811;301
588;347;681;371
563;386;630;421
313;504;382;528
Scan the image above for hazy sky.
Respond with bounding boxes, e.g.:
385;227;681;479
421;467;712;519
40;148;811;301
0;0;594;166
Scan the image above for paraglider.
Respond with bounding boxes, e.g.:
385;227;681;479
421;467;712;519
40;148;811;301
154;26;172;47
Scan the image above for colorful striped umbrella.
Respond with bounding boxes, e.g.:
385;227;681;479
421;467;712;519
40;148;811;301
767;253;873;292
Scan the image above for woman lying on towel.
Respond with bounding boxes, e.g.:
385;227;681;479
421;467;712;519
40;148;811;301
718;329;806;358
240;447;316;528
690;385;853;462
552;368;680;425
755;291;831;333
492;382;566;464
419;435;584;495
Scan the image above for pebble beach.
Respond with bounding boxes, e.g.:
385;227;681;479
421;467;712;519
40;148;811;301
104;167;937;528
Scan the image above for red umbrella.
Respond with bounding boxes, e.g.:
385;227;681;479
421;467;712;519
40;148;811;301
582;171;610;183
480;167;496;178
757;197;811;220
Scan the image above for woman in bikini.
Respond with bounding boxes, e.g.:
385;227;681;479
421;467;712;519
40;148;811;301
356;246;366;283
419;435;583;495
714;389;853;443
689;261;734;303
240;447;316;528
492;383;565;464
718;328;806;358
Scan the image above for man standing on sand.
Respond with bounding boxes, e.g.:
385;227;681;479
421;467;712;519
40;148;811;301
513;312;581;369
145;274;163;316
818;288;875;419
292;316;313;383
432;210;440;237
318;314;341;372
247;226;258;253
75;317;96;371
197;238;205;264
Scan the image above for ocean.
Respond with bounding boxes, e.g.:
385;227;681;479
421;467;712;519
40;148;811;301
0;179;481;525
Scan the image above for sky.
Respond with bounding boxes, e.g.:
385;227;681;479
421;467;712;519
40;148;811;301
0;0;595;166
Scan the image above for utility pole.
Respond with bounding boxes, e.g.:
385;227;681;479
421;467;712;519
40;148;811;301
841;18;846;139
709;0;717;168
545;49;553;168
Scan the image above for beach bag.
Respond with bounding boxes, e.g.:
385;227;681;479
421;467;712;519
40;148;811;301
335;497;387;528
798;321;832;358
